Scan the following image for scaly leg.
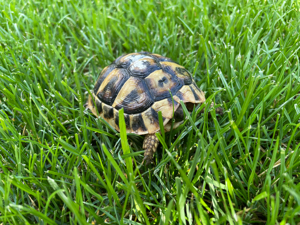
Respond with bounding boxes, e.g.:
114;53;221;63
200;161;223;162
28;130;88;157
143;133;159;165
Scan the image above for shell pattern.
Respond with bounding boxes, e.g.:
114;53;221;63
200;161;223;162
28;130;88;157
88;52;206;135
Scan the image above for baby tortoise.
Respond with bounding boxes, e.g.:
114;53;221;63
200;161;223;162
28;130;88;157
86;52;221;164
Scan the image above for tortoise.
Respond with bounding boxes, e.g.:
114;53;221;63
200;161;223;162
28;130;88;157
86;52;212;164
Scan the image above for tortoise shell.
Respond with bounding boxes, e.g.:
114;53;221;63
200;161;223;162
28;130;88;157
87;52;206;135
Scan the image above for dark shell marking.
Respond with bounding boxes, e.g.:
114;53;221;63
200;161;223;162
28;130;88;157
141;107;160;133
96;99;103;114
145;70;183;101
103;104;114;119
161;62;193;85
131;114;148;134
114;109;131;132
90;52;206;135
173;84;205;104
93;64;116;93
97;68;130;105
174;105;185;121
113;77;154;114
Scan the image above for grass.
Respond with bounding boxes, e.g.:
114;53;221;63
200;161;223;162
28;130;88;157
0;0;300;224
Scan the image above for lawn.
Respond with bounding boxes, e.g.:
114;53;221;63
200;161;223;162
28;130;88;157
0;0;300;224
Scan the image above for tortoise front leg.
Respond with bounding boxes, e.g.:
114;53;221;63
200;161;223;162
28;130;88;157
143;133;159;165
